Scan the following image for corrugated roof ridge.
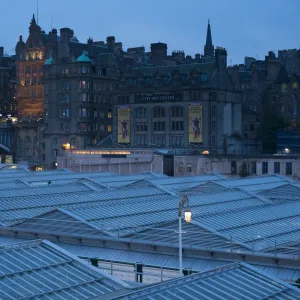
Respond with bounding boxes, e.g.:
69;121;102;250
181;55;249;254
190;219;252;251
41;240;131;288
237;188;273;204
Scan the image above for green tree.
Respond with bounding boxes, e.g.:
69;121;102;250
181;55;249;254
239;161;249;177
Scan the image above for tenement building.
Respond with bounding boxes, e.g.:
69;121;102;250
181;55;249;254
43;31;124;168
0;47;16;161
14;15;59;165
228;50;300;153
112;47;242;153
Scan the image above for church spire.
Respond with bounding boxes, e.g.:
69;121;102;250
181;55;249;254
31;14;36;24
204;19;214;58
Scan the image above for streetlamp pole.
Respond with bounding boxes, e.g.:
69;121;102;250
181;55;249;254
178;195;192;276
178;213;182;275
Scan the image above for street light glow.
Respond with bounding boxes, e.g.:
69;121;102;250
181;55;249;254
184;208;192;223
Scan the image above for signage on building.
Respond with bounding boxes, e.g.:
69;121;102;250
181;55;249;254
117;106;130;144
136;94;182;103
188;103;203;143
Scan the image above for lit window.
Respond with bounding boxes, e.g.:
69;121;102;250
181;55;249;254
79;81;87;89
108;109;112;118
179;163;184;173
293;82;298;89
281;83;287;92
108;125;112;132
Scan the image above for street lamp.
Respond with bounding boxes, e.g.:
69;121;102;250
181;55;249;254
178;195;192;276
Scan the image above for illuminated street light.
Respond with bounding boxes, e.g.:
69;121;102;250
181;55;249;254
178;195;192;276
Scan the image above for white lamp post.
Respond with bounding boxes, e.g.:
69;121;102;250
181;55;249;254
178;195;192;276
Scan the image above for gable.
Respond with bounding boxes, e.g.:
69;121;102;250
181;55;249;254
260;184;300;199
12;209;106;237
181;181;228;195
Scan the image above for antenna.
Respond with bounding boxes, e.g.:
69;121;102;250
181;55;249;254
36;0;39;25
51;16;52;30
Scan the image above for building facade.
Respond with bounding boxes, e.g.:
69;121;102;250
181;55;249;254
0;47;16;160
57;148;300;179
14;15;59;165
43;31;123;168
113;47;242;154
228;50;300;154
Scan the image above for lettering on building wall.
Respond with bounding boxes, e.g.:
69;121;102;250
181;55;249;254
188;103;203;143
136;94;182;103
117;106;130;143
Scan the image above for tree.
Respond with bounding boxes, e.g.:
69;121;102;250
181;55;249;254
239;161;249;177
260;91;289;153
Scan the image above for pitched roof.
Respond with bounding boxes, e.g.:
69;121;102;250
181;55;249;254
76;51;91;63
109;262;300;300
0;239;129;299
275;65;289;83
131;62;217;83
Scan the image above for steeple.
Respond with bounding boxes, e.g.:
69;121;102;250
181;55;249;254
204;19;214;58
31;14;36;25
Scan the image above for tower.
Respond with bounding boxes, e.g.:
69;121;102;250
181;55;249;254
204;19;214;59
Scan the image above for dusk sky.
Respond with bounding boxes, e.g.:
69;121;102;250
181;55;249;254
1;0;299;64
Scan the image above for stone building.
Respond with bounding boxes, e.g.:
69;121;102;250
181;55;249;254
43;31;123;169
113;46;242;154
14;15;59;165
0;47;16;161
109;21;246;154
15;15;57;119
278;49;300;76
0;47;17;117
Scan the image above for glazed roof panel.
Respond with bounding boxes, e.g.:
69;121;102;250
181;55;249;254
0;240;128;300
115;263;300;300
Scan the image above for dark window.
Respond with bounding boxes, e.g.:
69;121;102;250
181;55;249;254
212;121;216;130
135;136;148;146
274;162;280;174
187;163;192;172
212;136;216;148
153;107;165;118
171;107;183;117
211;92;217;101
286;162;292;175
153;121;165;131
136;122;148;131
250;124;255;131
251;161;256;174
262;162;268;174
212;105;216;117
171;121;184;131
136;107;147;118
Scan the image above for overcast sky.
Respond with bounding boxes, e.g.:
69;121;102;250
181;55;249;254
1;0;299;64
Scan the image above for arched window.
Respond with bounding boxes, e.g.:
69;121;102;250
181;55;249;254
52;138;58;145
136;107;147;118
153;107;165;118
